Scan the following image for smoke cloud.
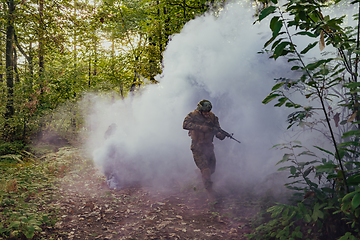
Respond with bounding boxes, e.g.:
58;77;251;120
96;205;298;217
85;0;352;194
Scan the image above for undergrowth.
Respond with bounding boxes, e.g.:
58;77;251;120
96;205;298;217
247;0;360;239
0;146;85;239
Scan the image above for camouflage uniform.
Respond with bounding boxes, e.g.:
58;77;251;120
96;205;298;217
183;109;225;190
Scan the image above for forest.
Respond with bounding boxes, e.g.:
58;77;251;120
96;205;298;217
1;0;360;239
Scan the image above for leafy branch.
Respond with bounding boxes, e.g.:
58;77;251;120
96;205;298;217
258;1;349;192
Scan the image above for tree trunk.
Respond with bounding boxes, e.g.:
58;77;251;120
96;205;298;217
0;2;4;83
5;0;15;119
0;54;3;83
39;0;44;75
28;43;34;84
120;84;124;99
13;46;19;84
88;58;91;87
93;39;97;75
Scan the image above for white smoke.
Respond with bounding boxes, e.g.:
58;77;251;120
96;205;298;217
85;0;354;194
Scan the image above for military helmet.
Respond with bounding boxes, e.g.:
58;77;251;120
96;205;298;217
197;99;212;112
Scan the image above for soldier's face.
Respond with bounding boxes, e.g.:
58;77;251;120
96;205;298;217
202;111;210;118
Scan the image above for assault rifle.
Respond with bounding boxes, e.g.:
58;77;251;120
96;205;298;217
213;126;241;144
204;120;241;144
193;115;241;144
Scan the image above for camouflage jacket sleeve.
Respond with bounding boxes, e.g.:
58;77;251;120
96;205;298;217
214;116;226;140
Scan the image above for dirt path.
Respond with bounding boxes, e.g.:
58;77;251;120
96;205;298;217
43;159;257;240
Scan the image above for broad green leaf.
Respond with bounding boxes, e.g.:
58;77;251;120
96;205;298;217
270;16;280;31
259;6;277;21
338;232;356;240
267;204;285;217
351;193;360;209
300;42;317;54
304;214;311;223
342;130;360;138
272;20;283;37
271;37;285;50
264;35;276;48
347;173;360;186
273;42;291;59
276;153;293;165
303;167;312;177
305;93;314;99
312;203;324;221
277;166;290;171
282;207;289;218
315;164;337;174
285;102;302;108
8;221;21;229
262;93;281;104
290;166;296;174
274;97;288;107
342;201;351;211
313;146;334;156
24;230;35;239
288;58;300;62
356;208;360;218
338;141;360;148
342;191;357;202
289;210;297;219
298;151;316;157
294;31;318;38
271;82;285;90
344;82;360;88
306;59;333;70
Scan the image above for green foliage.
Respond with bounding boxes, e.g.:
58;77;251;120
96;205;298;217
252;0;360;238
0;141;26;156
249;202;323;239
0;147;83;239
0;0;226;143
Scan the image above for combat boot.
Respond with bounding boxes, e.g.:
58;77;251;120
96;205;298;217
201;168;216;202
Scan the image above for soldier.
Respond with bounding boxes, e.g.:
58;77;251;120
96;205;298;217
104;123;117;140
183;100;226;200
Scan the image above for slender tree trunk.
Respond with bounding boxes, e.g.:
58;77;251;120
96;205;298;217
29;43;34;86
13;46;19;84
120;84;124;99
37;0;44;119
183;0;186;18
0;3;3;83
71;0;77;131
93;39;97;75
164;6;170;47
157;1;163;54
0;54;3;83
73;0;77;67
39;0;44;75
88;58;91;87
5;0;15;119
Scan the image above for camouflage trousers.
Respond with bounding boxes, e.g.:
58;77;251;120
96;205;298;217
191;142;216;189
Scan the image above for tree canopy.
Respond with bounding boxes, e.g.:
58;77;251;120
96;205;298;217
0;0;223;143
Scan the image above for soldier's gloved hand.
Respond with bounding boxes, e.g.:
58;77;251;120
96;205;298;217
199;126;213;132
216;132;226;140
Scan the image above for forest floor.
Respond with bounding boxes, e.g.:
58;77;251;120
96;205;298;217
1;146;274;240
45;150;261;240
